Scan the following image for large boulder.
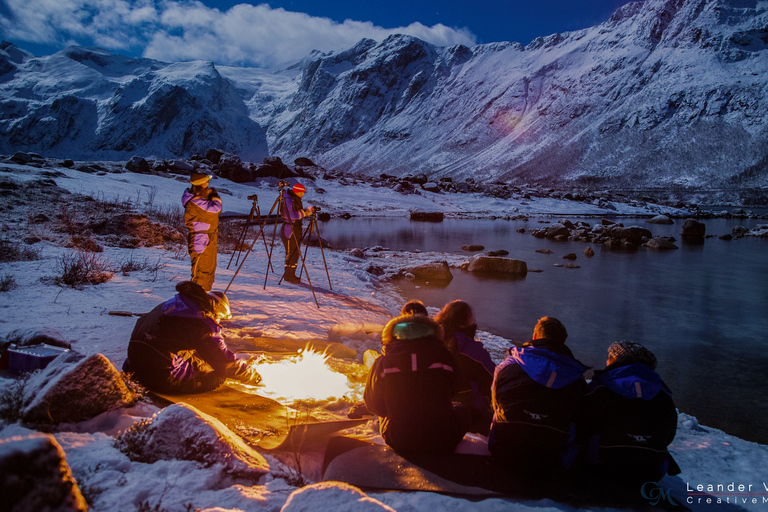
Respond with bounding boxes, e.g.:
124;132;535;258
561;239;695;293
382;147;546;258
467;254;527;275
281;482;394;512
410;211;444;222
406;261;453;282
0;433;87;512
609;225;653;244
647;214;674;225
124;156;150;174
646;237;679;250
21;352;136;424
681;219;706;239
544;223;571;238
114;403;270;479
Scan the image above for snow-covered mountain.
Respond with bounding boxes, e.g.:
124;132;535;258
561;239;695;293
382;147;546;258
1;0;766;189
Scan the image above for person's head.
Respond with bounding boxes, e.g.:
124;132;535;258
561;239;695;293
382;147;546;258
532;316;568;344
400;299;428;317
381;314;443;353
434;300;475;330
292;182;306;198
208;291;232;321
607;341;657;369
190;173;212;195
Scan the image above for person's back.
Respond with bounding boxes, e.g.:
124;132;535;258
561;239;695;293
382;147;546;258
579;341;678;486
364;314;470;457
489;317;587;473
434;300;495;435
126;281;258;393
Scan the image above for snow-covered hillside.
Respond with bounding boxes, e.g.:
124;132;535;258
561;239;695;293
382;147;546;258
1;0;767;188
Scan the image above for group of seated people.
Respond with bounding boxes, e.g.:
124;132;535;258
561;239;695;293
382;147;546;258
363;299;680;490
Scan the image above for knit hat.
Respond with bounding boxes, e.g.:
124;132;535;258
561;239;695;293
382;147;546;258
190;173;212;186
608;341;657;370
292;183;306;195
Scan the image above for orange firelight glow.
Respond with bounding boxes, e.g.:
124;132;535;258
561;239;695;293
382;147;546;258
244;346;357;404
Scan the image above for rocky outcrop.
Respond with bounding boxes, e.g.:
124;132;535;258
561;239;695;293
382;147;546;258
406;261;453;281
0;433;87;512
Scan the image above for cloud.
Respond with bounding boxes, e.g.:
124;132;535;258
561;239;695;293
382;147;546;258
0;0;477;67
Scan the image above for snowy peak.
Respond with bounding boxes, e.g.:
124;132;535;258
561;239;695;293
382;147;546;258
1;0;767;188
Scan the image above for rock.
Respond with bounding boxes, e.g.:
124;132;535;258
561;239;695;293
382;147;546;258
124;156;150;174
467;254;527;275
10;152;32;164
646;237;679;250
681;219;706;238
647;214;674;225
536;248;553;254
461;244;484;251
565;263;581;269
317;212;331;222
281;482;392;512
349;248;365;258
407;261;453;281
114;403;269;479
409;211;444;222
294;157;316;167
21;352;136;424
61;159;75;168
0;433;87;512
205;148;225;164
166;159;196;173
544;223;570;238
486;249;509;257
719;234;733;240
583;247;595;257
609;225;653;244
421;182;440;193
563;253;577;260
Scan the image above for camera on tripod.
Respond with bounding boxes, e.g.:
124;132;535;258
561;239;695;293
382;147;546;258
247;194;258;201
277;180;290;189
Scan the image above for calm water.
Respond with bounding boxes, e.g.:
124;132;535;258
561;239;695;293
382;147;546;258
318;216;768;445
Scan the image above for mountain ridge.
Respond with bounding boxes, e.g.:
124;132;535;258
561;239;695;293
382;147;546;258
0;0;766;189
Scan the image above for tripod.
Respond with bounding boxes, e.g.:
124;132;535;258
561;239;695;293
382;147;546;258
262;184;331;308
224;194;277;294
226;194;272;271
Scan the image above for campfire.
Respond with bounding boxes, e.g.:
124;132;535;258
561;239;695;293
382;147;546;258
240;346;360;404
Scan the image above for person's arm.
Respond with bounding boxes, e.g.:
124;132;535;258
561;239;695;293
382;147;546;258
363;357;388;417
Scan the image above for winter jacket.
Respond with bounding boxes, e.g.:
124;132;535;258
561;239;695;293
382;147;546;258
126;281;254;393
453;331;495;435
280;190;308;239
578;362;678;483
489;339;587;471
182;187;222;254
364;315;470;456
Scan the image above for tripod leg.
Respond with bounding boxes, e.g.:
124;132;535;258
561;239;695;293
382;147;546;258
227;206;255;269
311;216;333;290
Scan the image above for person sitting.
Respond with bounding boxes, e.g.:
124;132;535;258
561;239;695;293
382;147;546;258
578;341;679;488
400;299;429;317
364;314;471;457
124;281;261;394
434;299;495;436
489;316;587;475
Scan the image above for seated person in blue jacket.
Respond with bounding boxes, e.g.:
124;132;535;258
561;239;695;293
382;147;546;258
489;316;588;474
578;341;679;487
364;314;471;457
434;300;496;436
124;281;261;394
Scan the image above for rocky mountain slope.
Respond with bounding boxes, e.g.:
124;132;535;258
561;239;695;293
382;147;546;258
1;0;766;189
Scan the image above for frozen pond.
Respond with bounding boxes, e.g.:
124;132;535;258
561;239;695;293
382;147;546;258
319;216;768;445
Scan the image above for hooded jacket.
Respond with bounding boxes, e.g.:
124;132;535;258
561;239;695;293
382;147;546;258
579;362;678;482
364;315;468;456
489;339;587;469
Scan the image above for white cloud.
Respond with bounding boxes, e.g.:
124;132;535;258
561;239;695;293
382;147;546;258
0;0;478;67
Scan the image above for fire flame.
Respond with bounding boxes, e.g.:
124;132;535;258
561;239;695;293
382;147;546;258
245;346;356;403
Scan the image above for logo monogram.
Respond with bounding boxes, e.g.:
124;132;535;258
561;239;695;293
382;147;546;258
641;482;679;507
628;433;651;442
524;410;548;420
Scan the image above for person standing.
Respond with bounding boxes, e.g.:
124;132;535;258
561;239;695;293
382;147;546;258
279;182;314;283
182;173;222;292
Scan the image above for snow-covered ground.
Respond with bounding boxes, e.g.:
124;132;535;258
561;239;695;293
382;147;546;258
1;163;767;511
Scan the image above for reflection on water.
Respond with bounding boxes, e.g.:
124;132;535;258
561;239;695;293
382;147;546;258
319;216;768;444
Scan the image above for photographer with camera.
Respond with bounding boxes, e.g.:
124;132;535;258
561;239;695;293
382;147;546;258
279;181;314;283
182;173;222;292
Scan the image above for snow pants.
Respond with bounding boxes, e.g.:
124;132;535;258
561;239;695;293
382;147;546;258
189;232;217;292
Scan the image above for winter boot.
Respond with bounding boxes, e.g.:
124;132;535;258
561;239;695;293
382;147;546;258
283;264;300;283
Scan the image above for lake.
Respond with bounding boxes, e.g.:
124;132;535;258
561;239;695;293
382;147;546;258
318;216;768;445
